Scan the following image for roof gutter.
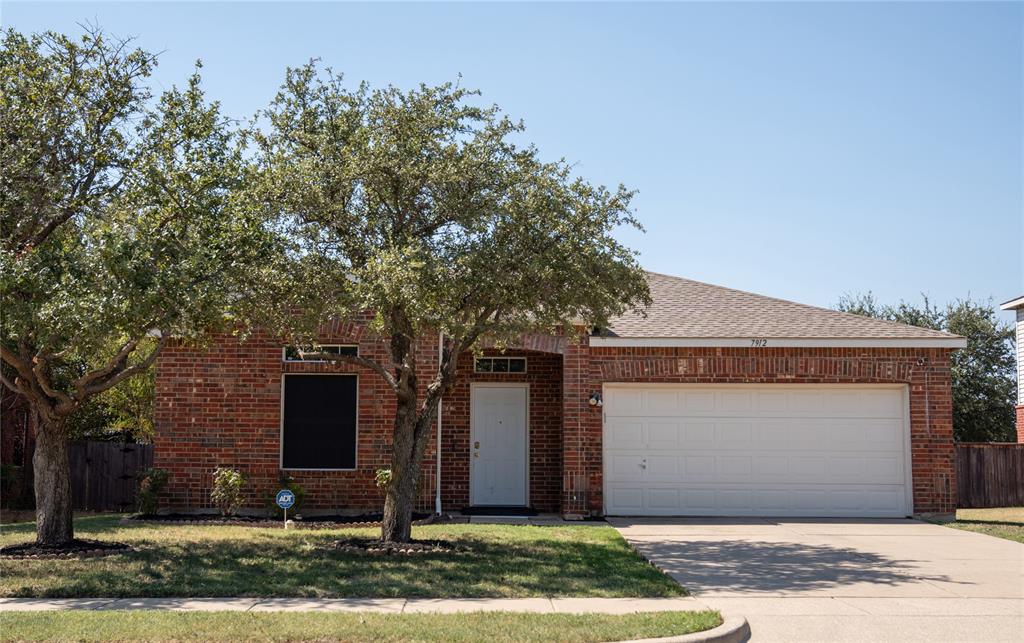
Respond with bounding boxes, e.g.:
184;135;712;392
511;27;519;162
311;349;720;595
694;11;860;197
1000;296;1024;310
588;337;968;349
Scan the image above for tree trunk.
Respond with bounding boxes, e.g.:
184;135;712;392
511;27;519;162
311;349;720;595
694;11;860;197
381;393;443;543
33;423;74;546
382;397;420;543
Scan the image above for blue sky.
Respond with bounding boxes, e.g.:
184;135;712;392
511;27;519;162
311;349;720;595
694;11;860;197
4;1;1022;319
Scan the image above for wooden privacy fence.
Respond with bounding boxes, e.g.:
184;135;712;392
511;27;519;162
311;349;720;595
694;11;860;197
69;441;154;511
955;443;1024;508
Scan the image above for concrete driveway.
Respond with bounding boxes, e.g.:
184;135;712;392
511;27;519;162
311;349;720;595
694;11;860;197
608;517;1024;642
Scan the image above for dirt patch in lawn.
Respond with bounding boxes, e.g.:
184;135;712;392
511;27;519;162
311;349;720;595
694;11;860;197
0;538;132;560
327;537;467;556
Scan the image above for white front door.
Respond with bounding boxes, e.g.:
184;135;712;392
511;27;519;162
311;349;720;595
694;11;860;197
471;385;528;506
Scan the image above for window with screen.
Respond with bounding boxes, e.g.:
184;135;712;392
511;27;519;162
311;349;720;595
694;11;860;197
281;375;357;469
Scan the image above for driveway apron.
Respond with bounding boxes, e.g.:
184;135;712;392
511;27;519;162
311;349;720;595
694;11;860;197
609;517;1024;642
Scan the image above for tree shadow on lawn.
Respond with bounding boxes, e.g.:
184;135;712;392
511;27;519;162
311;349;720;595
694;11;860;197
1;529;683;599
629;538;968;594
0;514;136;537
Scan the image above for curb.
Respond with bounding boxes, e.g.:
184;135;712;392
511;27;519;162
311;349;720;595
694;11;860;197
618;616;750;643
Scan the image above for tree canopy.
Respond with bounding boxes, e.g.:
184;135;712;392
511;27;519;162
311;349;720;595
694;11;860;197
836;293;1017;442
0;28;283;544
253;63;650;540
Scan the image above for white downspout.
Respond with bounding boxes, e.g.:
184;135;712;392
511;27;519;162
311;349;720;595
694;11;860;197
435;331;443;515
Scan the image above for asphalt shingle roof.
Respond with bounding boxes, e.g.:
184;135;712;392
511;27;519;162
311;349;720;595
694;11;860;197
605;272;961;340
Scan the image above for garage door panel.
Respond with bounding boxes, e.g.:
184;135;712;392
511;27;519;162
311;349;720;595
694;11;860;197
647;455;679;477
609;487;645;513
719;391;753;412
607;453;646;479
603;385;910;517
605;483;909;516
646;421;681;448
607;388;645;414
684;455;716;477
719;456;752;477
646;390;681;413
718;422;753;448
606;419;643;447
683;422;715;447
754;390;789;413
684;391;716;412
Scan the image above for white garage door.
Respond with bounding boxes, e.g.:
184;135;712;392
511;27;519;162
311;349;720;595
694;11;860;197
603;384;911;517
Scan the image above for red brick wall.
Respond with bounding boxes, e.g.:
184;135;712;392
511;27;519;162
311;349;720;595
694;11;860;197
562;342;957;517
440;350;562;512
155;321;440;513
1017;405;1024;444
154;327;565;514
156;327;958;517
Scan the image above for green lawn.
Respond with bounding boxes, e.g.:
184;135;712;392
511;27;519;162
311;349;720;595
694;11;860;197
0;611;721;642
941;507;1024;544
0;516;684;598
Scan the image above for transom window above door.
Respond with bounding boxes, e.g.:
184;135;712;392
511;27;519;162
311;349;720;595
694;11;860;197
474;357;526;373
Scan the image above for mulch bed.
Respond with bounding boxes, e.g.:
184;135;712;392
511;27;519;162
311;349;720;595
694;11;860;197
326;537;466;556
0;538;132;560
124;512;447;529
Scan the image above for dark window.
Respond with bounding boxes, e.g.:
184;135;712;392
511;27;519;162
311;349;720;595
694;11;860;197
284;345;358;361
282;375;357;469
474;357;527;374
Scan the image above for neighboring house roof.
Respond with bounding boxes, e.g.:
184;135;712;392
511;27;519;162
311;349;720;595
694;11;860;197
598;272;966;348
1000;295;1024;311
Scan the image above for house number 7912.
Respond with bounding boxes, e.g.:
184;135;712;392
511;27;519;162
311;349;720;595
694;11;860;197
750;338;768;347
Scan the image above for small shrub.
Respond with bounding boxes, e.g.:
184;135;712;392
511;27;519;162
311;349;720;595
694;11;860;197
210;467;245;516
269;473;306;518
136;467;169;515
374;468;392;490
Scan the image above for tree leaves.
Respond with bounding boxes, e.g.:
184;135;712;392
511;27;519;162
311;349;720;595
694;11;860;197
1;28;283;427
253;61;650;354
836;293;1017;442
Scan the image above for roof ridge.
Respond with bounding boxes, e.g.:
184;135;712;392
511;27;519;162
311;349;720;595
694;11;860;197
640;270;963;340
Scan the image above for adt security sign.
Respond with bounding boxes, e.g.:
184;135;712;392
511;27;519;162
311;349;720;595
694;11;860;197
276;489;296;525
276;489;296;509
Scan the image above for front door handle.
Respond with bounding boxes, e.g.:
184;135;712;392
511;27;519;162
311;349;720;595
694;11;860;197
474;441;480;449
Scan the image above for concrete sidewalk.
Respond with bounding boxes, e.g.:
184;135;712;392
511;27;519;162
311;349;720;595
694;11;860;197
0;597;711;614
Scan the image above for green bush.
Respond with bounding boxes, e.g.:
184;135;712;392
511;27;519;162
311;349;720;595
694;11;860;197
136;468;169;515
210;467;245;517
268;473;306;518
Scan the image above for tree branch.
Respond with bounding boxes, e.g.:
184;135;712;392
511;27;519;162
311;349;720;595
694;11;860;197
30;354;75;410
0;370;18;394
80;335;168;397
73;337;140;394
305;352;399;392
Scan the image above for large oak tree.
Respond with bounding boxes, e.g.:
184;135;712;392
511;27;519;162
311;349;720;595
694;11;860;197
0;29;282;545
254;64;650;543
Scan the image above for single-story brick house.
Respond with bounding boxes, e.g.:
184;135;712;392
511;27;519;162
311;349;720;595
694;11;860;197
154;272;966;519
999;294;1024;442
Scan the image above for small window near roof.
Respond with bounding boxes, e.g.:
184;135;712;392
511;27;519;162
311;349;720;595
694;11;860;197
474;357;526;374
284;345;358;361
